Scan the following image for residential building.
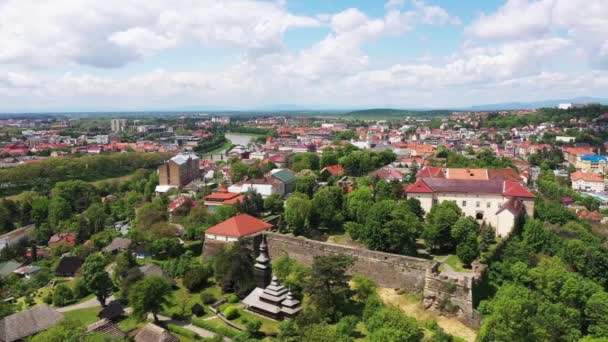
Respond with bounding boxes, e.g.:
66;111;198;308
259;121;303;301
158;153;200;187
55;256;82;277
110;119;128;132
134;323;179;342
228;169;296;197
576;155;608;174
0;305;63;342
48;233;77;248
571;171;606;193
203;189;245;210
205;213;273;242
405;176;535;238
87;319;126;340
102;237;132;254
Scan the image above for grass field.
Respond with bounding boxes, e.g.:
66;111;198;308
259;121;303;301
63;307;101;325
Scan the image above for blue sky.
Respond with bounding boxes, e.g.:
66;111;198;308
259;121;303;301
0;0;607;112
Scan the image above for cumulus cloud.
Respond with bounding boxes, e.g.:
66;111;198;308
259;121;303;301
1;0;607;110
0;0;319;68
466;0;608;68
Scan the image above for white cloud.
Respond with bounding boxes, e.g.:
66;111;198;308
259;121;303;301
0;0;319;68
466;0;608;68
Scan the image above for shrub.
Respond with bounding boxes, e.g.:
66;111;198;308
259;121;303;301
223;306;239;320
200;291;216;305
52;284;74;307
227;294;239;303
245;319;262;335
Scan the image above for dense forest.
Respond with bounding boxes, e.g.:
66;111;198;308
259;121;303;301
0;152;170;196
481;104;608;129
344;108;454;119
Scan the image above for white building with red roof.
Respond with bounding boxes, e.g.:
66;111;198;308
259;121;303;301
405;175;535;238
571;171;606;193
205;213;273;242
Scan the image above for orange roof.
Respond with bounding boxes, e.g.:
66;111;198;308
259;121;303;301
205;192;241;200
323;164;344;176
446;168;488;180
503;181;535;198
206;214;273;238
571;171;604;182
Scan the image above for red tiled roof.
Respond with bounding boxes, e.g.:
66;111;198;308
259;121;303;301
204;192;241;201
405;178;433;193
417;167;445;178
503;181;535;198
488;168;521;182
323;164;344;176
571;171;604;182
206;214;272;238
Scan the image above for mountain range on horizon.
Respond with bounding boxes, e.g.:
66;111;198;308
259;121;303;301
1;97;607;115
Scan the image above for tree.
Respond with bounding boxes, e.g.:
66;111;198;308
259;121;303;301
264;194;284;215
81;253;113;307
292;152;320;172
352;275;377;301
238;191;264;217
404;198;424;219
213;240;256;297
129;276;172;322
295;173;317;198
365;306;423;342
357;200;422;255
51;180;99;213
52;283;74;307
423;201;462;252
209;205;238;225
478;284;538;341
284;192;312;236
31;196;50;226
311;186;344;229
30;318;88;342
48;196;72;226
82;203;107;239
183;264;212;291
320;149;338;168
522;219;554;253
585;292;608;338
305;254;354;321
456;232;479;266
345;186;373;223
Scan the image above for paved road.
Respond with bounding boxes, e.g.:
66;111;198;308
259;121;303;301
57;295;115;312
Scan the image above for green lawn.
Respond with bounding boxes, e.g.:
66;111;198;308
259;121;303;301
63;307;101;325
162;280;219;319
236;308;280;335
117;316;146;332
440;255;467;273
200;139;233;155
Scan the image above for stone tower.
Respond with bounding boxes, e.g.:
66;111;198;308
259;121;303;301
254;235;272;289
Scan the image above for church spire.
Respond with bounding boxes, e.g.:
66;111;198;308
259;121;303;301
254;235;272;288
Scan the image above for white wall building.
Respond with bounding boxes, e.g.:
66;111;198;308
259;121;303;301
406;178;535;238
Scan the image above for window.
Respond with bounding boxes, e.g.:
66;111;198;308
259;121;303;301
487;202;491;208
476;201;480;208
432;198;438;205
476;212;484;220
462;200;467;207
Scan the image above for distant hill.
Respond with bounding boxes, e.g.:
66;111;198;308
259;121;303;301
343;108;453;119
459;97;608;111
